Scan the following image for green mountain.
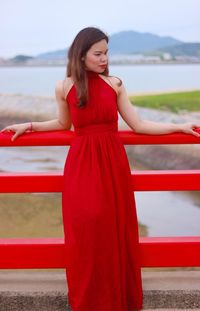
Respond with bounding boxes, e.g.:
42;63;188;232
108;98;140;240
10;55;34;63
155;43;200;57
6;30;200;62
34;30;182;60
108;30;181;54
36;48;67;60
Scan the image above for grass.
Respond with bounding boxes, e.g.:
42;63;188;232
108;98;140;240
129;90;200;113
0;193;64;238
1;194;199;272
0;193;148;238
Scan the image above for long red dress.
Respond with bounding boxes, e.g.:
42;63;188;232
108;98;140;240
62;70;143;311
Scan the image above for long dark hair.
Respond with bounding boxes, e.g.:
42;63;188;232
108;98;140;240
66;27;109;108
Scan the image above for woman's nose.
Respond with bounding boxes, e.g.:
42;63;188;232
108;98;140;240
101;55;107;62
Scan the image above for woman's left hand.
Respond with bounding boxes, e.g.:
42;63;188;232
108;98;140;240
180;122;200;137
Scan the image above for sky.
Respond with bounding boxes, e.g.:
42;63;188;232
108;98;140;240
1;0;200;58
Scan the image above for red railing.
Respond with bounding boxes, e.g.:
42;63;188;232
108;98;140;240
0;130;200;269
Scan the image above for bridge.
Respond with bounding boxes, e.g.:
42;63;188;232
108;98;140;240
0;129;200;310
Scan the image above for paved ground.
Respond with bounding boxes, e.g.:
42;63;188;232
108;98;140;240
1;270;200;292
0;270;200;310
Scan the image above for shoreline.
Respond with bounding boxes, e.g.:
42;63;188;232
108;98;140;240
1;93;200;170
0;89;200;119
128;88;200;97
0;90;200;127
1;61;200;67
1;87;200;99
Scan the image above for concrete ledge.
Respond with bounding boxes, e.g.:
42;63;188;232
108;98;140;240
0;270;199;310
142;271;200;309
0;291;70;311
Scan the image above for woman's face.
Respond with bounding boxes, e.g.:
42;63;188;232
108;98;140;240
83;39;108;73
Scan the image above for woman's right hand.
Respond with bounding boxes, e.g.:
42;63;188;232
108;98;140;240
0;123;31;141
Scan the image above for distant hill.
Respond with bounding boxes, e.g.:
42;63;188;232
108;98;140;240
10;55;34;63
155;43;200;57
5;30;200;64
108;30;181;54
36;48;68;60
34;30;182;60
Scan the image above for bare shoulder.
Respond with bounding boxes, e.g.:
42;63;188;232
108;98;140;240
100;74;123;96
108;75;123;96
55;77;74;101
108;75;123;87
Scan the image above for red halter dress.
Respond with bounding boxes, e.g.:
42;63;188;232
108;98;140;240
62;70;143;311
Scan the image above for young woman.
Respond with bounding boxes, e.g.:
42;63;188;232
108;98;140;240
1;27;200;311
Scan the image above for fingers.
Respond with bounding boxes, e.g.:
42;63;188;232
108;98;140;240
11;129;26;141
192;126;200;133
190;125;200;136
192;129;200;137
0;126;15;133
181;123;200;137
1;127;22;141
0;127;10;133
11;132;19;142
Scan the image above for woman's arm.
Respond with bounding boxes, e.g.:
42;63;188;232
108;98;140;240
30;80;72;131
1;80;72;141
117;82;200;137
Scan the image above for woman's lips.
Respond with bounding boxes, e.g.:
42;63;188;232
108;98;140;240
99;64;107;68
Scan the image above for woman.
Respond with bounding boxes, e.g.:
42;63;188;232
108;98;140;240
1;27;200;311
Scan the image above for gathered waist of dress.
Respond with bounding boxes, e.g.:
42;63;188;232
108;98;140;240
74;121;118;136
